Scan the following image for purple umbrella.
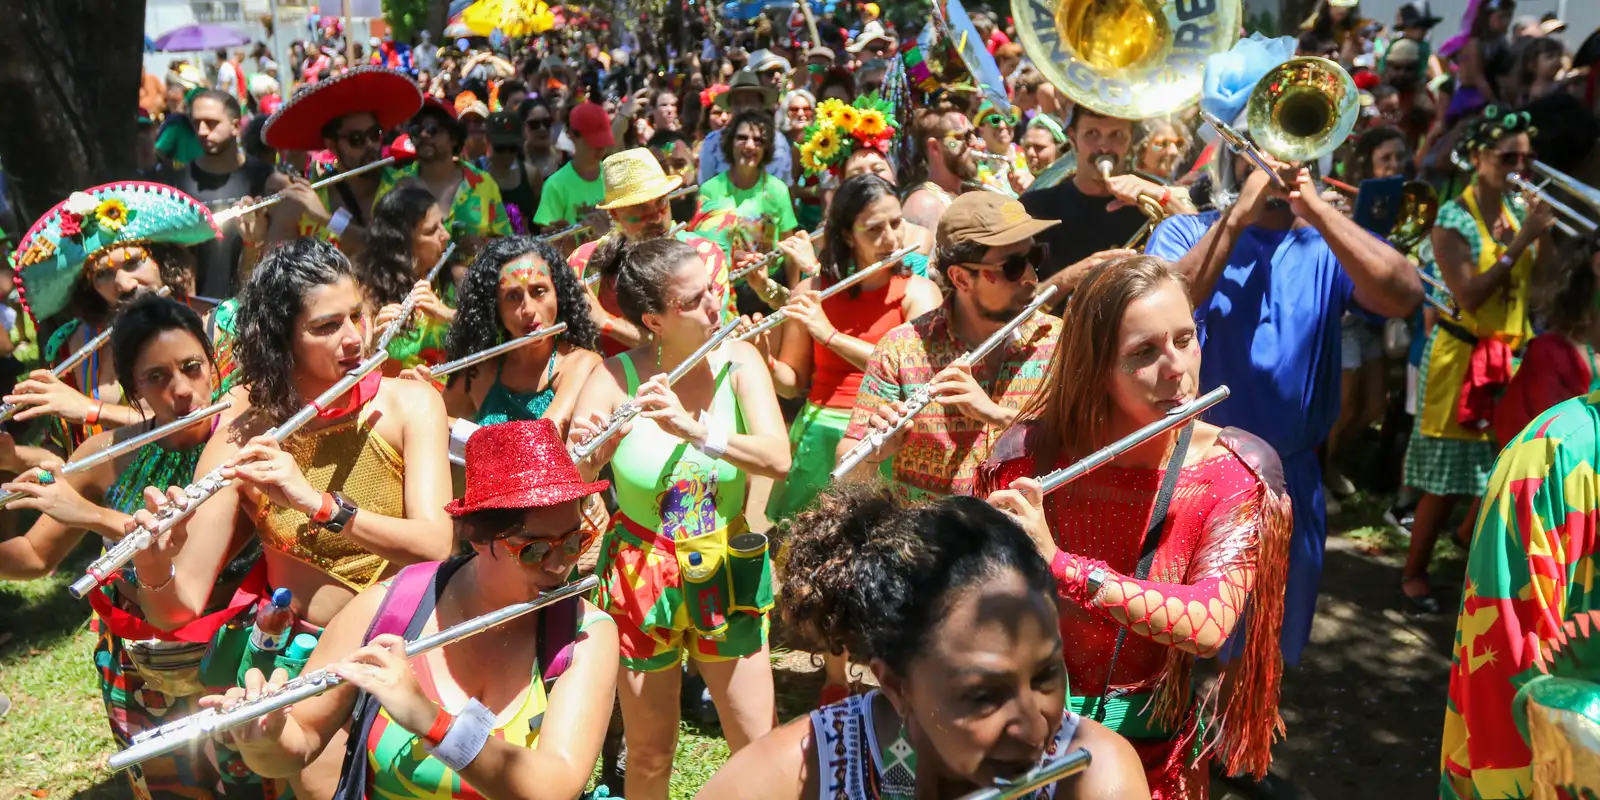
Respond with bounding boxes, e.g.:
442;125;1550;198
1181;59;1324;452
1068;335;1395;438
152;23;252;52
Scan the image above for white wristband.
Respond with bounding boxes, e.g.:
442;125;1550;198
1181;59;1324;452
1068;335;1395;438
695;419;730;460
428;698;494;772
328;208;353;237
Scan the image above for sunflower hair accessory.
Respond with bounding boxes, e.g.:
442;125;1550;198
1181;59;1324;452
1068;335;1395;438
798;93;898;178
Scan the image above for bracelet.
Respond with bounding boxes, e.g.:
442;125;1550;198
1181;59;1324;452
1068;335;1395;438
312;492;336;524
423;705;454;747
600;317;615;337
695;418;730;460
327;208;353;237
823;329;838;349
429;698;495;772
86;400;104;426
138;564;176;593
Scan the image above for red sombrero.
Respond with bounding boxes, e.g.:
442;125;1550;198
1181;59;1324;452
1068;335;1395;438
263;66;423;151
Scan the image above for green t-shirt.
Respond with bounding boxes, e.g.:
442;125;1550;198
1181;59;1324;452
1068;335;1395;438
532;162;605;227
692;172;800;257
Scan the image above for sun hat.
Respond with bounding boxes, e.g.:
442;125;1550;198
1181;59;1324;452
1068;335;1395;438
262;66;422;151
595;148;684;210
445;419;610;516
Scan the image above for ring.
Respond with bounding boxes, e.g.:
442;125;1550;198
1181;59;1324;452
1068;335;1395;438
38;470;55;485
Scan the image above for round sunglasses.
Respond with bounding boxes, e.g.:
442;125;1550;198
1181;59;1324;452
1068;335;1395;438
498;522;599;568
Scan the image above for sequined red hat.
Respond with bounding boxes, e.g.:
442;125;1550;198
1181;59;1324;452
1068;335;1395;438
445;419;609;516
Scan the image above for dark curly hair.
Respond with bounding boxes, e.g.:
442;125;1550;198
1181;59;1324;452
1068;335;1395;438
109;294;216;411
67;243;196;326
587;236;701;326
234;238;358;422
358;183;438;309
1346;126;1408;184
1531;229;1600;338
821;174;909;297
775;483;1055;673
444;236;600;392
720;109;775;169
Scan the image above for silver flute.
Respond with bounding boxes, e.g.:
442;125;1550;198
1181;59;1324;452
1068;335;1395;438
429;323;569;379
833;285;1060;479
69;350;392;599
212;158;397;225
108;575;600;772
0;287;172;425
727;227;824;283
374;243;458;353
735;245;917;343
568;318;742;463
956;748;1093;800
0;401;232;510
1037;386;1230;495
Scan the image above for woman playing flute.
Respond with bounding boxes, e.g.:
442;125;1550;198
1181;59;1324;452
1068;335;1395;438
359;184;457;372
699;484;1149;799
0;295;261;800
979;256;1291;800
208;420;618;800
126;238;454;798
567;236;790;800
402;236;601;430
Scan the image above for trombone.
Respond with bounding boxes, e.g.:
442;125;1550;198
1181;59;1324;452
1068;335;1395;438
1202;56;1360;192
1508;162;1599;238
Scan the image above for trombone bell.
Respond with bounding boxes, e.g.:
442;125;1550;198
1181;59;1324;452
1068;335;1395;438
1248;57;1360;164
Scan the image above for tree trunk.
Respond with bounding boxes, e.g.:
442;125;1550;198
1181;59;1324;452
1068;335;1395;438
0;0;147;227
424;0;449;44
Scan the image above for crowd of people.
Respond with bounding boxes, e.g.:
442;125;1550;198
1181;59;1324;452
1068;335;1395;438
0;0;1598;798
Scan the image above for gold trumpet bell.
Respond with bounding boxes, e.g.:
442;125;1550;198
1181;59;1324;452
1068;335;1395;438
1056;0;1170;73
1247;57;1360;163
1391;181;1440;249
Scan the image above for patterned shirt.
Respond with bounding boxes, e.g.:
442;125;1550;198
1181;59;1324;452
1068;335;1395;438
845;304;1062;498
375;160;512;240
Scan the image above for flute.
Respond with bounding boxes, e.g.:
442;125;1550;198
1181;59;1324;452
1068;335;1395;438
1037;386;1230;495
568;318;742;463
429;323;568;379
956;748;1093;800
107;575;600;772
0;401;232;510
374;243;457;353
735;245;917;343
727;227;824;283
0;286;173;425
212;158;396;225
69;349;393;599
832;285;1060;479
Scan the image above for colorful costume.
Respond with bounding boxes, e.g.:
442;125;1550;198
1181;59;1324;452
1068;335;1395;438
982;427;1291;799
593;351;772;672
473;353;557;426
843;303;1060;499
768;273;912;521
375;161;513;241
1405;188;1534;499
1441;391;1600;799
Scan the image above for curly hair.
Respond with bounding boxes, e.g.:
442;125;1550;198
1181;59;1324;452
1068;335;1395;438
821;174;908;295
1531;230;1600;337
720;109;776;169
358;183;437;309
109;294;216;410
234;238;358;422
444;236;600;392
775;483;1054;672
1346;126;1408;184
67;243;196;326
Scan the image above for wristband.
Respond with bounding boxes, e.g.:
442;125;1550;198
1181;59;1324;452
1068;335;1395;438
1159;188;1173;209
86;400;104;426
312;492;336;524
423;705;454;747
328;208;353;237
600;317;615;338
823;329;838;349
429;698;495;772
695;419;730;460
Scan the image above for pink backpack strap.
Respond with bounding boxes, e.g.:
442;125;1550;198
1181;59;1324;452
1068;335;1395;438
362;560;443;645
538;595;581;685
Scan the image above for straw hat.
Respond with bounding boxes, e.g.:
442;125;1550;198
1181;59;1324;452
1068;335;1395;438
595;148;684;210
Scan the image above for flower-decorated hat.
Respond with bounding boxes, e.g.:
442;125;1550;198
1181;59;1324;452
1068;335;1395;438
797;93;898;177
262;66;423;151
13;182;221;323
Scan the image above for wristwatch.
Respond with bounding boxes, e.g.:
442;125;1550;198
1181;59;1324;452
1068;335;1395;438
317;492;359;534
1084;565;1109;600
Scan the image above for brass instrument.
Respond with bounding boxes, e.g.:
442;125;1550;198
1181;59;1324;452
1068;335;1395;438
1507;161;1600;238
1202;56;1360;191
1096;154;1166;249
1013;0;1239;119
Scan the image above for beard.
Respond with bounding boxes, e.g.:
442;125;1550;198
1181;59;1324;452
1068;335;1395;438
1265;196;1291;213
945;146;980;181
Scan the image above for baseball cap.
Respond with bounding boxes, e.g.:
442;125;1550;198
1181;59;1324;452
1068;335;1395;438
569;101;616;149
937;193;1060;248
486;111;521;146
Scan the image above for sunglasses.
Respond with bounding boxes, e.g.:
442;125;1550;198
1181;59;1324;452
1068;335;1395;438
1497;150;1536;167
981;114;1009;128
498;522;599;568
526;117;552;130
961;242;1047;282
338;126;383;148
408;121;447;139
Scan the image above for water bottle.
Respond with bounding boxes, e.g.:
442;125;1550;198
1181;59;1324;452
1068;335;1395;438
249;588;294;653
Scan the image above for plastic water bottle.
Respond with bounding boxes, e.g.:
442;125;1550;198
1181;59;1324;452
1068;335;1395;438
249;588;294;653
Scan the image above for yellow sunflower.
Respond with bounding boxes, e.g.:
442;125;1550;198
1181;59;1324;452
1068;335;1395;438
855;108;889;139
811;126;844;159
799;142;827;173
94;198;130;231
830;105;861;131
817;98;847;120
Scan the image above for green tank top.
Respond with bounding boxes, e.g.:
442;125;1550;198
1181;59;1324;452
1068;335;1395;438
474;352;557;427
612;351;746;540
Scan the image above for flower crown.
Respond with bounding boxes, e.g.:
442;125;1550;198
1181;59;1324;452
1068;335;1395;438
53;192;135;244
797;93;898;177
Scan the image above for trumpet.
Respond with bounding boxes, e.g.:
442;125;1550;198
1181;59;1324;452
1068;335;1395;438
428;323;569;379
0;401;232;510
956;748;1094;800
69;349;392;599
1038;387;1229;495
833;286;1060;479
728;227;824;284
212;158;396;225
1096;155;1166;249
568;318;743;464
734;246;917;343
107;575;600;772
0;286;172;425
1203;57;1360;192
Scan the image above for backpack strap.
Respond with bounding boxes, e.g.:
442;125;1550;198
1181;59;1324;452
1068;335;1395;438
537;594;582;687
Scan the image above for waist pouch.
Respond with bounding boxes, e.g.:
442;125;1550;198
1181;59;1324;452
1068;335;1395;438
613;513;773;638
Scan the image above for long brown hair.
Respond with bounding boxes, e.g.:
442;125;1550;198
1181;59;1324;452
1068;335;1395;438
1011;255;1190;462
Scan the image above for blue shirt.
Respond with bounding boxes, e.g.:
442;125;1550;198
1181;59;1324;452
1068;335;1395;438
698;128;793;186
1146;212;1355;459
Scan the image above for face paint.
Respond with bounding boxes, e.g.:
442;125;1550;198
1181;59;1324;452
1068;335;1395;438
499;257;551;290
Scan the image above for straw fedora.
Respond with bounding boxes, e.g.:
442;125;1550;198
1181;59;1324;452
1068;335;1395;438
595;148;684;210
